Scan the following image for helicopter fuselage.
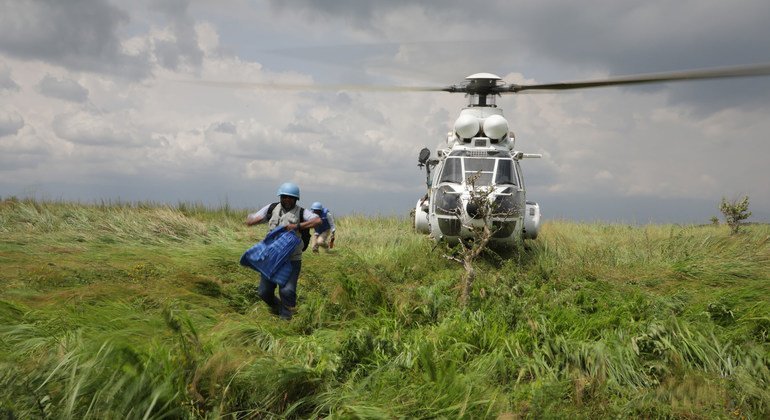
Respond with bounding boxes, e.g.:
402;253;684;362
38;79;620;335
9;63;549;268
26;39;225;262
415;104;541;246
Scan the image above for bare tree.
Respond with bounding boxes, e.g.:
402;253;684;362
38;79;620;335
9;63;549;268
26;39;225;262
441;173;513;305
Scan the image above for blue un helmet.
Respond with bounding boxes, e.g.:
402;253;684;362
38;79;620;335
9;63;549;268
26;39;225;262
310;201;323;211
276;182;300;199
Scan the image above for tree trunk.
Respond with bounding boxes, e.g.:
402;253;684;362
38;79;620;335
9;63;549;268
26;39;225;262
460;258;475;306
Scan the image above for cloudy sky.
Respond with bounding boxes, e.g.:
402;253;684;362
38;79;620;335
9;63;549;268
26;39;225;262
2;0;769;223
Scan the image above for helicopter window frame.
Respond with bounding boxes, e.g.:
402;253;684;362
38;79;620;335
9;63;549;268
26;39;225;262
438;156;520;187
438;157;463;184
514;160;524;188
463;157;495;186
494;158;517;186
433;185;462;216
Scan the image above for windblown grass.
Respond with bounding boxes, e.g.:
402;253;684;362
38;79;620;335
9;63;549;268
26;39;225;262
1;198;769;418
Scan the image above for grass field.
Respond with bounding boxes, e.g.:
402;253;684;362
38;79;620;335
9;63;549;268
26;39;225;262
1;198;769;418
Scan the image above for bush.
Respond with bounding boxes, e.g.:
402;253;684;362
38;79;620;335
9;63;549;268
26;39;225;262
720;196;751;234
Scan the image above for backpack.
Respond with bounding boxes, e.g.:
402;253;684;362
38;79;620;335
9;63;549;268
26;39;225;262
267;202;311;251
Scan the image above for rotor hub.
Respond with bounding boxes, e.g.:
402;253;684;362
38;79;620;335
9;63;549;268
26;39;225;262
463;73;503;96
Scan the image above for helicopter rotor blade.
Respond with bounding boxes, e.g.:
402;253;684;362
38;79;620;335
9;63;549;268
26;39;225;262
508;63;770;93
181;79;444;93
179;63;770;96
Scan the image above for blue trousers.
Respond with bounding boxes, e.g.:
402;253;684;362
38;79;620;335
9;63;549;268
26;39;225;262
258;260;301;319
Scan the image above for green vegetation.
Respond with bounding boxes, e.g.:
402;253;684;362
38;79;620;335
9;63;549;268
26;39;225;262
720;196;752;234
1;197;769;418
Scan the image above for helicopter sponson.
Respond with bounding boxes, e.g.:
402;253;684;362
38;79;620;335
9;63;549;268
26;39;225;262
415;97;541;246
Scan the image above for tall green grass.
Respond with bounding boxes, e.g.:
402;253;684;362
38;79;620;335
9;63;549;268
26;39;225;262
1;198;769;418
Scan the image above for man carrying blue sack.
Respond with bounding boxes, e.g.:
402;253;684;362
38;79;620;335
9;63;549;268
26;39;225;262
240;226;300;287
244;182;320;320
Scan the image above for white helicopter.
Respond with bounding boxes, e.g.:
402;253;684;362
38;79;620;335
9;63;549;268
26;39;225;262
413;73;542;246
406;65;770;247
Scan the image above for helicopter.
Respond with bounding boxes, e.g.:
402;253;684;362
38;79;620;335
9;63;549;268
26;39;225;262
405;65;770;246
413;72;542;246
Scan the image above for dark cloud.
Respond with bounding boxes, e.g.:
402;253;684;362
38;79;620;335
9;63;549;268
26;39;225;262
0;110;24;137
0;0;150;79
512;2;770;74
37;75;89;103
503;2;770;115
210;121;237;134
269;0;393;25
149;0;203;72
274;0;770;73
265;1;770;114
534;192;770;224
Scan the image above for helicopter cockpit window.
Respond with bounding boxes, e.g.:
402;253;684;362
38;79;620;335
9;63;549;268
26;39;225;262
438;157;463;184
495;159;517;185
464;158;495;185
441;157;517;186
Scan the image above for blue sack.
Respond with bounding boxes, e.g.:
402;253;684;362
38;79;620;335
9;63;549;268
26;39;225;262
239;226;301;286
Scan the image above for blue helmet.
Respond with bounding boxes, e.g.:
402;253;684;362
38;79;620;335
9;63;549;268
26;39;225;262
310;201;323;211
276;182;300;199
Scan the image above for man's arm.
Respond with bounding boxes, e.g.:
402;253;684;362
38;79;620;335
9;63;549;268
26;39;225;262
245;204;271;226
245;214;264;226
289;209;321;231
328;212;336;233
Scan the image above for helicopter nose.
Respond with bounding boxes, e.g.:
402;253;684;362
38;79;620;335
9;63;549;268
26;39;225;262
466;202;483;219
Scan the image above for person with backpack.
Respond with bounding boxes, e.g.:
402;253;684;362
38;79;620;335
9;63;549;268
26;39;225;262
245;182;320;320
309;201;336;253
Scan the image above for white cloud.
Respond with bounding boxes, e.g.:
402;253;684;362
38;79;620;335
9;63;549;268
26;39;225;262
245;159;288;181
594;170;613;181
0;63;19;91
52;111;142;147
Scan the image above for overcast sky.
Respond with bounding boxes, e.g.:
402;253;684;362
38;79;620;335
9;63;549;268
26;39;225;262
1;0;769;223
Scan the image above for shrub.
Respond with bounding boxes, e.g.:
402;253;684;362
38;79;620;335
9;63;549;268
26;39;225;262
720;196;751;234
